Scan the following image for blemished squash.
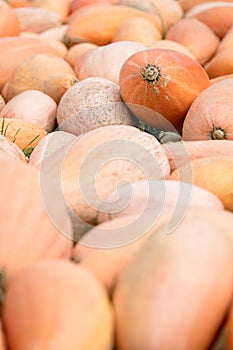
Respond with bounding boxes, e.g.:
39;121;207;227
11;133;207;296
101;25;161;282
0;135;27;163
0;117;46;151
165;18;219;65
0;90;57;133
1;53;78;103
64;4;163;46
76;41;147;84
0;158;73;279
0;0;20;37
2;260;114;350
182;79;233;141
57;77;134;136
44;125;170;239
185;2;233;38
0;37;64;90
162;140;233;173
113;207;233;350
169;156;233;212
119;48;210;132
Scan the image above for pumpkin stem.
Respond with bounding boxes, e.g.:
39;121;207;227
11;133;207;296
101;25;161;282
210;126;226;140
142;64;162;83
0;269;6;314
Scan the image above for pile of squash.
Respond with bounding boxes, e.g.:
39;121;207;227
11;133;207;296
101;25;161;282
0;0;233;349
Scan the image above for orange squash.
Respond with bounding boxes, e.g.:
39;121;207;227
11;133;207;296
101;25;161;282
166;18;219;65
1;53;78;103
112;16;162;45
163;139;233;173
0;158;73;279
0;37;63;90
119;48;210;132
204;48;233;78
65;42;98;68
182;78;233;141
0;0;20;37
113;207;233;350
185;2;233;38
2;260;113;350
169;156;233;212
0;117;46;151
64;4;163;46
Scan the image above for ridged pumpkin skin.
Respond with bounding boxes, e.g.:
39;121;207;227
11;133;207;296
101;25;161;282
0;159;73;279
2;260;113;350
0;37;63;90
185;2;233;38
169;156;233;212
182;79;233;141
163;139;233;172
166;18;219;65
0;0;20;37
64;4;163;46
113;208;233;350
119;48;210;132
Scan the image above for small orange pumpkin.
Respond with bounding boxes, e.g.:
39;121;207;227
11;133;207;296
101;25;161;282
182;78;233;141
119;48;210;132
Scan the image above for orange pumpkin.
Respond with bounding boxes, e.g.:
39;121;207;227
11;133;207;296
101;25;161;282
1;53;78;103
0;158;73;279
185;2;233;38
182;78;233;141
113;207;233;350
119;48;210;132
163;139;233;173
169;156;233;212
0;37;63;90
204;48;233;78
64;4;163;46
0;0;20;37
2;260;113;349
166;18;219;65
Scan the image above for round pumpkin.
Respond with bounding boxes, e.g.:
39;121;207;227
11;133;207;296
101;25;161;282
2;259;113;350
169;155;233;212
182;78;233;141
119;48;210;132
165;18;219;65
113;207;233;350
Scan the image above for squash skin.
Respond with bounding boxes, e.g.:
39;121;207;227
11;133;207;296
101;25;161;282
2;260;114;350
0;0;20;37
182;79;233;141
113;208;233;350
0;159;73;279
119;48;210;132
